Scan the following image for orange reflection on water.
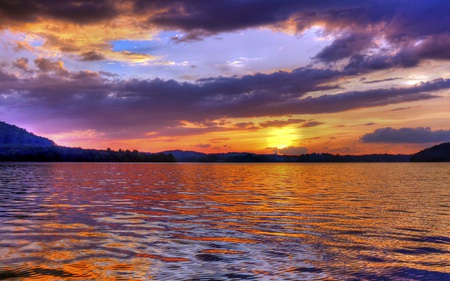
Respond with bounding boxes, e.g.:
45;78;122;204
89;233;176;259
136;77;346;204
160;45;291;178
1;163;449;280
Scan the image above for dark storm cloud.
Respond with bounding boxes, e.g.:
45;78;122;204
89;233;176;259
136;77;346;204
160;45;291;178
0;0;118;24
361;127;450;143
140;0;298;33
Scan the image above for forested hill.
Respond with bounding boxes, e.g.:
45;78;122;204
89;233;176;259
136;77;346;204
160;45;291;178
0;121;55;147
0;121;175;162
410;142;450;162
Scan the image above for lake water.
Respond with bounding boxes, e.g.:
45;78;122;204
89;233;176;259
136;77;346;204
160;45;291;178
0;163;449;280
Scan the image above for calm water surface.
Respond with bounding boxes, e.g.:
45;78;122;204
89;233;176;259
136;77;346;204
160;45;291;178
0;163;449;280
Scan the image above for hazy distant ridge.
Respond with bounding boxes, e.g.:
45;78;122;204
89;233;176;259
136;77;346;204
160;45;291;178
162;150;411;163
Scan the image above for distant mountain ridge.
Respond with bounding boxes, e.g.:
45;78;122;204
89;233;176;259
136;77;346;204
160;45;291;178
1;121;449;162
0;121;55;147
162;149;411;163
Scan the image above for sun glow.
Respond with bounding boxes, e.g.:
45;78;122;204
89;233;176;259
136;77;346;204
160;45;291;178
266;127;299;149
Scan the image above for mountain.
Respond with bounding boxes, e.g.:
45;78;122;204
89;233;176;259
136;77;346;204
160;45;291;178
0;121;55;147
0;121;175;162
410;142;450;162
161;150;410;163
162;150;207;162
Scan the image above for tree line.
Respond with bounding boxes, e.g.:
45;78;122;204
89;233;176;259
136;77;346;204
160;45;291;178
0;145;176;162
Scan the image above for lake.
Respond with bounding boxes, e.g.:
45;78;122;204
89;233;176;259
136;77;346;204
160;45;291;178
0;163;449;280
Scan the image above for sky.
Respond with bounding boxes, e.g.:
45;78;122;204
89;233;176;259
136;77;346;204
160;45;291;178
1;0;450;155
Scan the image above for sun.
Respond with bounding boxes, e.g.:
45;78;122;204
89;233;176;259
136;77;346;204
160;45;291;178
266;127;299;149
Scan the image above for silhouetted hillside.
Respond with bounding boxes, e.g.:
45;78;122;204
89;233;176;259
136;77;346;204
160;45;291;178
0;121;175;162
410;142;450;162
0;121;55;147
163;150;207;162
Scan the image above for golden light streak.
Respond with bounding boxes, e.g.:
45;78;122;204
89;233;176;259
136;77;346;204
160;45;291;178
266;127;299;149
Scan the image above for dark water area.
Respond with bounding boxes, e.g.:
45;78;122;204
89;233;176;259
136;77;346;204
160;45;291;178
0;163;449;280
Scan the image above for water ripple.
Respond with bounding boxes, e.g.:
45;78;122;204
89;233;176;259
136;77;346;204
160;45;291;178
0;162;449;280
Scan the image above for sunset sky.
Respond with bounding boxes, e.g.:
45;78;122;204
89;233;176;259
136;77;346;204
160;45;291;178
1;0;450;154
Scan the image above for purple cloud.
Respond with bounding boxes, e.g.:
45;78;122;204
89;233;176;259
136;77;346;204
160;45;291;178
80;51;106;61
259;119;305;128
0;60;448;138
0;0;118;24
363;78;402;84
300;121;323;128
361;127;450;143
0;69;17;82
12;58;29;71
314;32;373;62
1;1;449;76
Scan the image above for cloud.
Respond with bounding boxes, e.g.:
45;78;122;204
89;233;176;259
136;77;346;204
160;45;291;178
0;0;118;25
14;41;34;52
34;58;69;76
171;30;214;43
389;107;415;112
300;121;323;128
363;78;402;84
234;122;258;130
0;72;16;83
12;57;29;71
143;1;296;34
1;1;450;75
259;118;305;128
314;32;373;62
1;65;449;139
209;138;230;143
361;127;450;143
194;143;210;149
80;51;106;61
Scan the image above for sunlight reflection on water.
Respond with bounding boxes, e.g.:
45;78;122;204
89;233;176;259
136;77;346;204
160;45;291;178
0;163;449;280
